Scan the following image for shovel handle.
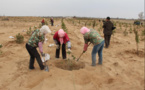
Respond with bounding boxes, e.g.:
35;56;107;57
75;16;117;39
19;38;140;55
77;43;91;61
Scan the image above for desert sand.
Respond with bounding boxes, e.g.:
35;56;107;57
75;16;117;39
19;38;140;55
0;17;144;90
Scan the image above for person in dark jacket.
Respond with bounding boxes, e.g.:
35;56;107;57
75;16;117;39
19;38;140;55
103;17;114;48
50;18;54;26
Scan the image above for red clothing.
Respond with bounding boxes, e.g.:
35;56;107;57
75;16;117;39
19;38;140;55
41;19;45;23
53;31;69;44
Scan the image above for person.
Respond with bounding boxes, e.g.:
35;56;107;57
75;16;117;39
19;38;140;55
103;17;114;48
26;25;51;70
50;18;54;26
41;18;46;26
53;29;71;59
80;27;104;66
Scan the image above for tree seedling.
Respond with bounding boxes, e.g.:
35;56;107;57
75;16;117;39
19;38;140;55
134;29;140;55
16;33;24;44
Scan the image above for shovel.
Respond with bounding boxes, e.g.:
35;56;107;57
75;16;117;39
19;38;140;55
77;43;91;61
42;56;49;72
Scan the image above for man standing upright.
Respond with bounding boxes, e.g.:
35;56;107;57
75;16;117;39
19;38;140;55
50;18;54;26
103;17;114;48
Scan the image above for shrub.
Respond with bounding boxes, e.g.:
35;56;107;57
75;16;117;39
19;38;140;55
0;44;2;48
92;20;96;28
61;19;67;32
0;51;2;55
134;29;139;55
129;28;132;33
16;33;24;44
123;29;128;36
141;29;145;40
26;27;32;36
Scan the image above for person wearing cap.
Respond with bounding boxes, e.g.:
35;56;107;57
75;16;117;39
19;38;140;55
53;29;71;59
103;17;114;48
80;27;104;66
26;25;51;70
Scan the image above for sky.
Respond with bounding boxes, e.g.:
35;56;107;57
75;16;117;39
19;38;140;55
0;0;144;19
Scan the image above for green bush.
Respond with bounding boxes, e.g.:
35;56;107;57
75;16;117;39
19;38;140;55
0;51;2;55
123;29;128;36
141;29;145;40
61;19;67;32
92;20;96;28
134;29;139;54
129;28;132;33
0;44;2;48
16;33;24;44
26;27;32;36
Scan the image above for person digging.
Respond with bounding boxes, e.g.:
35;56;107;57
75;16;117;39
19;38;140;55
80;27;104;66
26;25;51;70
53;29;71;60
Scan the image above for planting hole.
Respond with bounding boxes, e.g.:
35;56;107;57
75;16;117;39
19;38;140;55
55;60;85;71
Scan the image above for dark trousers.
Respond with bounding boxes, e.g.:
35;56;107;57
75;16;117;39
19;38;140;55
51;22;53;26
104;34;111;48
26;44;44;70
56;42;66;59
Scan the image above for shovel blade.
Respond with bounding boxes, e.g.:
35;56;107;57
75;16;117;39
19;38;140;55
45;65;49;72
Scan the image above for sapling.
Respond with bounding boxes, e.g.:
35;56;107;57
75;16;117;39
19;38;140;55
61;19;67;32
119;23;122;29
141;29;145;40
98;28;101;34
0;44;2;48
134;29;140;55
78;20;80;25
16;33;24;44
39;24;42;28
26;27;32;36
85;21;87;26
0;51;2;55
92;20;96;29
112;29;116;42
123;28;128;36
33;26;37;30
129;27;132;33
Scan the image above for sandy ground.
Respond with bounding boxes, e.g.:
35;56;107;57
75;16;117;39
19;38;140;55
0;17;144;90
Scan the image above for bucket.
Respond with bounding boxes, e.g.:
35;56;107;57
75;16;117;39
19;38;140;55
42;53;50;62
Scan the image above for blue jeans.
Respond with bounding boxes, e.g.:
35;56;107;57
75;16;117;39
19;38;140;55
91;40;104;66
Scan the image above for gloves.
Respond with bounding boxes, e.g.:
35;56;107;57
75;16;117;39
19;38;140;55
41;53;45;57
53;39;58;45
68;49;71;53
83;44;88;51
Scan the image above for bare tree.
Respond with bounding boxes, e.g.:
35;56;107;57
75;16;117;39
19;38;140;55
138;12;144;21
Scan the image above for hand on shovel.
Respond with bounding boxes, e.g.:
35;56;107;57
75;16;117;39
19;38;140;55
41;53;45;57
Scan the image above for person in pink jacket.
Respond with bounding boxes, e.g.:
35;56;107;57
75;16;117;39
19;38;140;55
53;29;71;59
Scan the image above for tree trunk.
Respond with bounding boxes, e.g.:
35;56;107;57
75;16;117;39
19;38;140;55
136;43;139;55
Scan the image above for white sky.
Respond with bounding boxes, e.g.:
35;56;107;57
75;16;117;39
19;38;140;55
0;0;144;19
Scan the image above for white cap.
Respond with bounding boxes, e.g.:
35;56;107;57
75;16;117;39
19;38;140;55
40;25;51;34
